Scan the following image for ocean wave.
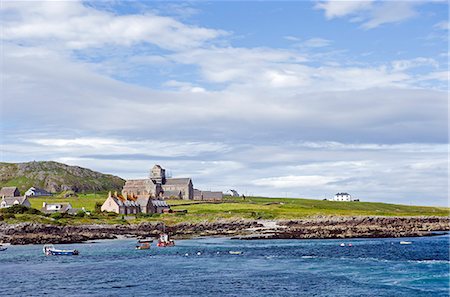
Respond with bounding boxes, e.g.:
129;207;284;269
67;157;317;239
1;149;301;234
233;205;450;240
408;260;450;264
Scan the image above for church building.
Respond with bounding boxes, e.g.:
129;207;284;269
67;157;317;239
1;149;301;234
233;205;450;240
122;165;194;200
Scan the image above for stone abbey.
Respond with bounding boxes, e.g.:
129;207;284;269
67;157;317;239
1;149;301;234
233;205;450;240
122;165;194;200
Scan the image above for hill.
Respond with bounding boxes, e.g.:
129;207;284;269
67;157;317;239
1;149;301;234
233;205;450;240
0;161;125;194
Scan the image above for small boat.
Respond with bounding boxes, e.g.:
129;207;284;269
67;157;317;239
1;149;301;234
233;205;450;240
340;243;345;247
229;251;243;255
156;233;175;247
0;245;7;252
43;244;79;256
400;241;412;245
136;239;152;250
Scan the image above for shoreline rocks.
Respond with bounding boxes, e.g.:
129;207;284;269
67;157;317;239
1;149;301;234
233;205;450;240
0;216;448;245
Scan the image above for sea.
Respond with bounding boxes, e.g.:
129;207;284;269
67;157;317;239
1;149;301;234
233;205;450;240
0;234;448;296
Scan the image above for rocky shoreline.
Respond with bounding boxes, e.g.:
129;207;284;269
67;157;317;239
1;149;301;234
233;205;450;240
0;216;448;245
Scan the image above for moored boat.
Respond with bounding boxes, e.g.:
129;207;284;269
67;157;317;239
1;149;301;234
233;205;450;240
43;244;79;256
0;245;7;252
156;233;175;247
136;239;152;250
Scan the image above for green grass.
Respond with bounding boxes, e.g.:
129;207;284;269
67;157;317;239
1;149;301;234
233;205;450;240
10;194;449;226
29;193;106;211
168;196;449;219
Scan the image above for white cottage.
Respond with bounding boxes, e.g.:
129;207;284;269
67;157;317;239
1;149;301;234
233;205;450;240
331;193;353;201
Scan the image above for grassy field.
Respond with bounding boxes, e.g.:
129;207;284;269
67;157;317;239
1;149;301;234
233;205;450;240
17;194;449;226
28;193;106;211
168;196;449;219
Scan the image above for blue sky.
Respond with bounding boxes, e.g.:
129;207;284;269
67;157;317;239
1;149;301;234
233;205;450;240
1;1;448;205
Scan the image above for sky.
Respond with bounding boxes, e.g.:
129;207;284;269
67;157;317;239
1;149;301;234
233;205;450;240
0;1;448;206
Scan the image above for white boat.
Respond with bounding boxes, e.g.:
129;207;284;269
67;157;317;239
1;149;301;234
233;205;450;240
400;241;412;245
229;251;243;255
43;244;79;256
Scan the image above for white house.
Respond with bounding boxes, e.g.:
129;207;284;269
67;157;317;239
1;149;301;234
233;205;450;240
25;187;52;197
330;193;353;201
0;196;31;208
41;202;73;214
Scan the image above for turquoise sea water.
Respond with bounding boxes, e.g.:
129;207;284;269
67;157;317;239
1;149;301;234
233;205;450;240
0;234;448;296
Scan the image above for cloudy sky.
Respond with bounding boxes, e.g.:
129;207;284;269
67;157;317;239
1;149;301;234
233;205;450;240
1;1;448;206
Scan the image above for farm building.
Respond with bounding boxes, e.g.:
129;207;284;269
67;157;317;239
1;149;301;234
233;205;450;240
0;187;20;197
25;187;53;197
0;196;31;208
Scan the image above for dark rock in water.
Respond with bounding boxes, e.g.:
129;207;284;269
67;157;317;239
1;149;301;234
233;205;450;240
0;217;448;245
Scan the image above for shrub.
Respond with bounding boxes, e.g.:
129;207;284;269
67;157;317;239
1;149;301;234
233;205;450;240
75;210;85;218
50;213;63;220
94;202;103;213
2;213;15;219
136;213;153;218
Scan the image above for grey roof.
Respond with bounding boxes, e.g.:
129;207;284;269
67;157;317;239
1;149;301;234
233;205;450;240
201;191;223;199
162;190;181;198
0;187;20;197
112;196;139;207
151;200;169;208
1;196;28;206
335;193;350;196
165;178;191;185
27;187;52;195
135;196;151;207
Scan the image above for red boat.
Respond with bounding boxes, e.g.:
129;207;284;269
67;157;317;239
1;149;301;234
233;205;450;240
157;233;175;247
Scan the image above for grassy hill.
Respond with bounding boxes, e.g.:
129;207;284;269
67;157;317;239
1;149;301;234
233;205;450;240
19;195;450;226
0;161;125;194
167;196;449;222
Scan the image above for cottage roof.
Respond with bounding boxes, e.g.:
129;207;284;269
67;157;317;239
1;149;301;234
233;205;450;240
201;191;223;199
0;187;20;197
26;187;51;194
135;196;151;207
165;178;191;185
162;190;181;197
1;196;27;206
335;192;350;196
151;200;169;208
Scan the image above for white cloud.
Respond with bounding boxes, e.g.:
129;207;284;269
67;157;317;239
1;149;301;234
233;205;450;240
316;0;420;29
391;57;438;72
315;1;373;19
253;175;342;188
362;1;418;29
302;38;332;48
24;137;230;158
1;1;226;51
434;20;449;30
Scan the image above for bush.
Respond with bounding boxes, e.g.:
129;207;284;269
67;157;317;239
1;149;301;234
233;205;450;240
50;213;63;220
75;210;85;218
0;205;43;215
94;202;103;213
2;213;15;219
136;213;153;218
